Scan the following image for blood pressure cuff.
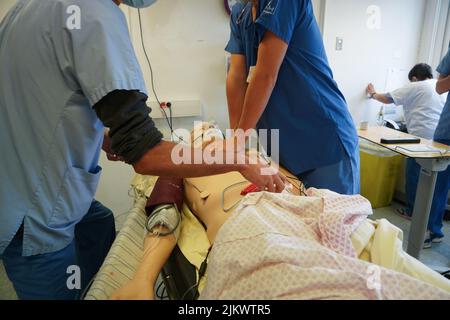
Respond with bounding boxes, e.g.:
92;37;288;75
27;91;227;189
93;90;163;164
145;177;184;216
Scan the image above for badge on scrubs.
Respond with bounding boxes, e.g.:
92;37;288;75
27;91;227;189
247;66;256;83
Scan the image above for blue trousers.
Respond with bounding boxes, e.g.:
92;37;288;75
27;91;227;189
297;149;360;195
406;146;450;238
1;200;115;300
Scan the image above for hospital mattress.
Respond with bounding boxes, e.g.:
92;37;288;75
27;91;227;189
84;196;148;300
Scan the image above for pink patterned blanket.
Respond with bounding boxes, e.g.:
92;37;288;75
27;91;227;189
200;190;450;300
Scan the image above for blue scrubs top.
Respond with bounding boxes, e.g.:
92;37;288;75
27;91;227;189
435;49;450;142
0;0;147;256
226;0;358;175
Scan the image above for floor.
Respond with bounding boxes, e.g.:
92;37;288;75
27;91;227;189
0;263;16;300
1;202;449;300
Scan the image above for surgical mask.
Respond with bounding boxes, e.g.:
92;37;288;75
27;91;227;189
121;0;158;8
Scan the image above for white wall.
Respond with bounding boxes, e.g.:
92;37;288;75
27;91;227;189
322;0;426;125
128;0;231;130
312;0;325;32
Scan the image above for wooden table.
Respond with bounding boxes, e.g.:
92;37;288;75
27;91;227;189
358;126;450;259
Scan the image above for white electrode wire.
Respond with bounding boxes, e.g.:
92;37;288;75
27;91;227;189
221;181;249;213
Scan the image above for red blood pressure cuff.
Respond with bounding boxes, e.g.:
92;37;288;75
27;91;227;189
145;177;184;216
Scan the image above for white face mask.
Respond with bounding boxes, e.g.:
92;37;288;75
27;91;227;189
121;0;158;8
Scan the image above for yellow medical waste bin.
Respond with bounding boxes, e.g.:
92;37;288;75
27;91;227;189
360;140;403;209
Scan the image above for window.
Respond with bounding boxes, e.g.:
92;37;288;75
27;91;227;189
419;0;450;72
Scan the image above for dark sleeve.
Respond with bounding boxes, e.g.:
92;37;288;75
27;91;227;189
93;90;163;164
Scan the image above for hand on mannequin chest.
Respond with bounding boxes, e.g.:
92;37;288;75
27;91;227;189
185;122;303;243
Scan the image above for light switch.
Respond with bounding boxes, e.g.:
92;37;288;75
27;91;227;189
336;37;344;51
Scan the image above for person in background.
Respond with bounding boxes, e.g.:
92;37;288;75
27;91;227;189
366;64;447;247
367;64;446;141
0;0;284;300
225;0;360;195
428;49;450;248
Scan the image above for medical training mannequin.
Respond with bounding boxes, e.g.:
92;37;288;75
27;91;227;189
111;172;299;300
111;124;298;300
185;123;301;243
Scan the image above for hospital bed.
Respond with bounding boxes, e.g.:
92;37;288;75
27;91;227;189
83;195;148;300
85;172;450;300
85;122;449;299
85;170;302;300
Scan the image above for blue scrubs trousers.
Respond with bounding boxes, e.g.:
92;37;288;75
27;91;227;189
297;149;360;195
405;140;450;238
1;200;115;300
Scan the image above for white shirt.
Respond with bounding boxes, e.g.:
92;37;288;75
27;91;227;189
389;79;447;139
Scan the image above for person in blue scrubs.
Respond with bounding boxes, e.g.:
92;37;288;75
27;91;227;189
226;0;360;195
422;49;450;247
0;0;284;300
